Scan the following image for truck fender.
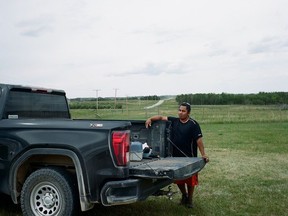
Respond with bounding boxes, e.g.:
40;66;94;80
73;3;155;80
9;148;94;212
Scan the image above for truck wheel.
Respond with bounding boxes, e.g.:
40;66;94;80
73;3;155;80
20;167;78;216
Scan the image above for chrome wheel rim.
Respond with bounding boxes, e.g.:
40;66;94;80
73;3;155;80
30;182;61;216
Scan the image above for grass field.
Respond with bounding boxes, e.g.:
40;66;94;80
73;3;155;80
1;100;287;216
70;99;288;123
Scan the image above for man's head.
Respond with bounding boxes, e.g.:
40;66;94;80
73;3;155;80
178;102;191;120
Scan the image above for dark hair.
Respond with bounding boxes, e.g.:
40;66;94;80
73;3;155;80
180;102;191;113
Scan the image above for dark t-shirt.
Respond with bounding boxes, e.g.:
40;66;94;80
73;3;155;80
168;116;203;157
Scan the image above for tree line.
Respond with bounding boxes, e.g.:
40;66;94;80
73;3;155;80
69;95;160;109
69;92;288;109
70;95;160;102
175;92;288;105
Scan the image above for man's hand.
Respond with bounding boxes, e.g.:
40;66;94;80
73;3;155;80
145;118;152;128
202;155;209;163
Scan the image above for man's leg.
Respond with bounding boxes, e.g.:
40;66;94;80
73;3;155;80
187;185;194;208
177;184;188;205
177;184;186;194
186;174;199;208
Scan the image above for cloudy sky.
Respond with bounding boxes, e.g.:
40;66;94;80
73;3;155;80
1;0;288;98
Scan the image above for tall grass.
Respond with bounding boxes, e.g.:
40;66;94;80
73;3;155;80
1;100;287;216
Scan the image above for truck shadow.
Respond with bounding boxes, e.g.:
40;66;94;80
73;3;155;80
0;194;179;216
80;198;181;216
0;194;22;216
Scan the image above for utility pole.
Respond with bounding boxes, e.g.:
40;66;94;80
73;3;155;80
113;88;119;109
93;89;101;112
126;95;129;116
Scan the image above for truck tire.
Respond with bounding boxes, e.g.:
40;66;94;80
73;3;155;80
20;167;78;216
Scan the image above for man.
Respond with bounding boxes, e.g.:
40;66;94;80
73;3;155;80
145;102;209;208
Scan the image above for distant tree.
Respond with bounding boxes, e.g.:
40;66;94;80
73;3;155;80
176;92;288;105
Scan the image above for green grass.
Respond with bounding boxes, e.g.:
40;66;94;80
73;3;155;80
2;100;288;215
70;99;288;123
203;122;288;153
198;122;288;215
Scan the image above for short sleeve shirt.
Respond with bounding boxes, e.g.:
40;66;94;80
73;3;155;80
168;116;202;157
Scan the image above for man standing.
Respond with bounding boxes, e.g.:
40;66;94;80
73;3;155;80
145;102;209;208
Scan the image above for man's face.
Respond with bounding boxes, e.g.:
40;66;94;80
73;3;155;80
178;105;189;120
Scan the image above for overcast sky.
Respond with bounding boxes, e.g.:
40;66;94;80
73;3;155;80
1;0;288;98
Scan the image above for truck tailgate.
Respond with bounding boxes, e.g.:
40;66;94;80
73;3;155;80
129;157;205;180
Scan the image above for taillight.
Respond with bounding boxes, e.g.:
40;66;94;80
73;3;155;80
112;131;130;166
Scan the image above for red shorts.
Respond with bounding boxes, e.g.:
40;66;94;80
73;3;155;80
174;174;198;186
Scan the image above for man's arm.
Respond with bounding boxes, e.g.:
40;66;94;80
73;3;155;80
197;137;209;163
145;115;168;128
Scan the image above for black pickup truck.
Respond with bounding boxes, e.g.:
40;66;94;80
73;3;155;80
0;83;205;215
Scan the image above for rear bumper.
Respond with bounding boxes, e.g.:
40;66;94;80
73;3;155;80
100;157;206;206
100;178;172;206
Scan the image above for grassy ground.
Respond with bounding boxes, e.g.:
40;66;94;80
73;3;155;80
81;122;288;216
1;101;287;215
198;122;288;216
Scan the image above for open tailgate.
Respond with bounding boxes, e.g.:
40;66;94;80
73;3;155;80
129;157;205;180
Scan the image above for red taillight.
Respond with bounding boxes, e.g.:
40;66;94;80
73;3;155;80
112;131;130;166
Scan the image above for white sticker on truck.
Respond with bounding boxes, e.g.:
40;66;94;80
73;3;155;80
90;123;103;128
8;115;18;119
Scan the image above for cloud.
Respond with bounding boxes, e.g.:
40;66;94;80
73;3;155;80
15;16;53;37
130;26;195;45
108;62;189;77
248;36;288;54
1;0;288;98
20;26;53;37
